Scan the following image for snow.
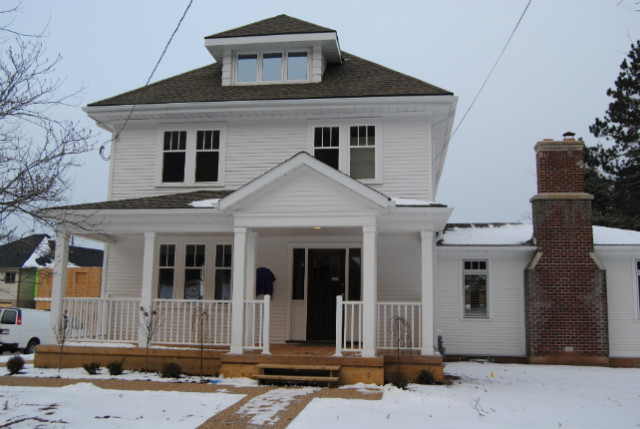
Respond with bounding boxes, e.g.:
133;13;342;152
22;237;52;268
392;198;436;206
441;223;640;246
189;198;219;208
440;223;533;246
1;361;639;428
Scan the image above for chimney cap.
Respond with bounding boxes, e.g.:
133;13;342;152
563;131;576;141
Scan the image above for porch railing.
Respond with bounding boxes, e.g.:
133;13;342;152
243;295;270;354
334;296;363;356
377;301;422;350
152;299;232;346
62;297;139;343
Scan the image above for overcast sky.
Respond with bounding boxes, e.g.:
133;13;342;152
8;0;640;229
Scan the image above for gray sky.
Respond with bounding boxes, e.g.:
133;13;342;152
9;0;640;228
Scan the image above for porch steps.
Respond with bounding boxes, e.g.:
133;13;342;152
252;363;341;387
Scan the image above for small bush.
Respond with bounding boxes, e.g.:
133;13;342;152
106;361;124;376
161;362;181;379
6;356;24;375
416;369;435;385
388;371;408;389
83;362;101;375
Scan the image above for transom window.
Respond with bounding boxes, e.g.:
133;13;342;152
235;51;308;84
311;123;380;181
463;260;488;318
160;127;225;186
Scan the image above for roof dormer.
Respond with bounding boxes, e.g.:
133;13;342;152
204;15;342;86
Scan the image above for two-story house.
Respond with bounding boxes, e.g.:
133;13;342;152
40;15;640;381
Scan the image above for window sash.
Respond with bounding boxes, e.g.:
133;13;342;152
463;260;488;318
236;51;309;84
215;244;232;300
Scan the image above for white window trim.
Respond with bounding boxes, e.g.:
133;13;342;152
307;119;383;184
635;259;640;320
156;124;227;188
233;49;311;85
462;259;489;319
155;239;235;301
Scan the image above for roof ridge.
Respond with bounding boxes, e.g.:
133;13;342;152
205;14;335;39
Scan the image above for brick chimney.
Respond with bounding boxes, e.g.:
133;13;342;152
525;133;609;365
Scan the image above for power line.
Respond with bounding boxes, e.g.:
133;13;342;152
433;0;532;166
99;0;194;160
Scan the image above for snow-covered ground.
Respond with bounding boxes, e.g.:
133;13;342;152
0;360;638;428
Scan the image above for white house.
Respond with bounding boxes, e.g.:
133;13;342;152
42;15;640;380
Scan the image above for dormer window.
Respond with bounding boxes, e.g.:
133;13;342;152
234;50;308;84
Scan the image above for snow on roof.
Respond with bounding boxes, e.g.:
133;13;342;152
392;198;438;207
23;237;52;268
440;223;534;246
189;198;220;208
440;223;640;246
593;226;640;245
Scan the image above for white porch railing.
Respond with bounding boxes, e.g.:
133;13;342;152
334;296;363;356
243;295;270;354
152;299;232;346
377;301;422;350
62;297;140;343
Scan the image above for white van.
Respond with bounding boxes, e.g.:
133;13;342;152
0;307;50;354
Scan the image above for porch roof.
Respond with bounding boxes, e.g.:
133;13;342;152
59;190;233;211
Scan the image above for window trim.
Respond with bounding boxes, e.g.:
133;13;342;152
3;272;16;284
636;260;640;320
462;259;489;319
307;120;383;184
233;49;310;85
156;124;227;188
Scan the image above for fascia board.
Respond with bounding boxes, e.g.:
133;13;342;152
378;206;453;232
218;153;390;211
233;212;377;228
83;95;458;122
594;245;640;254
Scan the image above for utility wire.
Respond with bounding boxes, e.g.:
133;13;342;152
433;0;532;165
99;0;194;160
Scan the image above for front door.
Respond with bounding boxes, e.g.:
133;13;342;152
306;249;345;341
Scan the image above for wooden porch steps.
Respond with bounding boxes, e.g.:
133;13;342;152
252;363;341;387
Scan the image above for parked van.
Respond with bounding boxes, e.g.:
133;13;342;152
0;307;50;354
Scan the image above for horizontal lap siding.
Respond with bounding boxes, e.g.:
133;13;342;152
436;250;531;356
377;233;421;301
598;253;640;357
255;237;290;344
376;118;431;200
110;127;158;200
104;235;143;298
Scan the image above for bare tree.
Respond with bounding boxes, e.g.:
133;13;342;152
53;310;70;373
139;306;160;373
0;3;93;242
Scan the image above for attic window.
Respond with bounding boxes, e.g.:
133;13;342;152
235;51;308;84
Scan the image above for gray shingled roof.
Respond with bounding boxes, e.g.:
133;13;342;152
0;234;103;268
64;191;233;211
88;52;452;107
206;14;335;39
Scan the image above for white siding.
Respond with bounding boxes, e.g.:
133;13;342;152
597;252;640;357
103;235;144;298
435;249;531;356
377;233;421;301
108;116;434;202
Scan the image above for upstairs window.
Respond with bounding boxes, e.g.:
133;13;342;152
350;126;376;179
162;131;186;183
314;126;340;170
235;51;308;84
159;127;225;186
463;260;488;318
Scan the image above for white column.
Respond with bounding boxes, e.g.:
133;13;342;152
362;225;377;358
230;227;247;354
138;232;157;347
48;231;69;344
420;231;436;355
334;295;343;357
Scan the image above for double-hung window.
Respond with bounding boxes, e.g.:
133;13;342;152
160;127;225;186
3;272;16;284
158;244;176;299
184;244;205;300
311;122;380;182
463;260;488;318
636;260;640;319
235;51;309;84
215;244;232;300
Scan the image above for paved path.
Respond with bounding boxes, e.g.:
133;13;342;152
0;376;382;428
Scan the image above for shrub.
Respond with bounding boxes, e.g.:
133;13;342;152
6;356;24;375
416;369;435;385
161;362;181;379
388;370;408;389
106;361;124;376
83;362;101;375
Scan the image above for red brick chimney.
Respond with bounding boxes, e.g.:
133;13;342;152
525;133;609;365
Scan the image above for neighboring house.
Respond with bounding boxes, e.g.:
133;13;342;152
0;235;103;309
41;15;640;381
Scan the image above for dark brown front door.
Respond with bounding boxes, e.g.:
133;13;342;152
306;249;345;341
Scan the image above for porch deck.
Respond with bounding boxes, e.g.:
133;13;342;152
33;342;443;385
